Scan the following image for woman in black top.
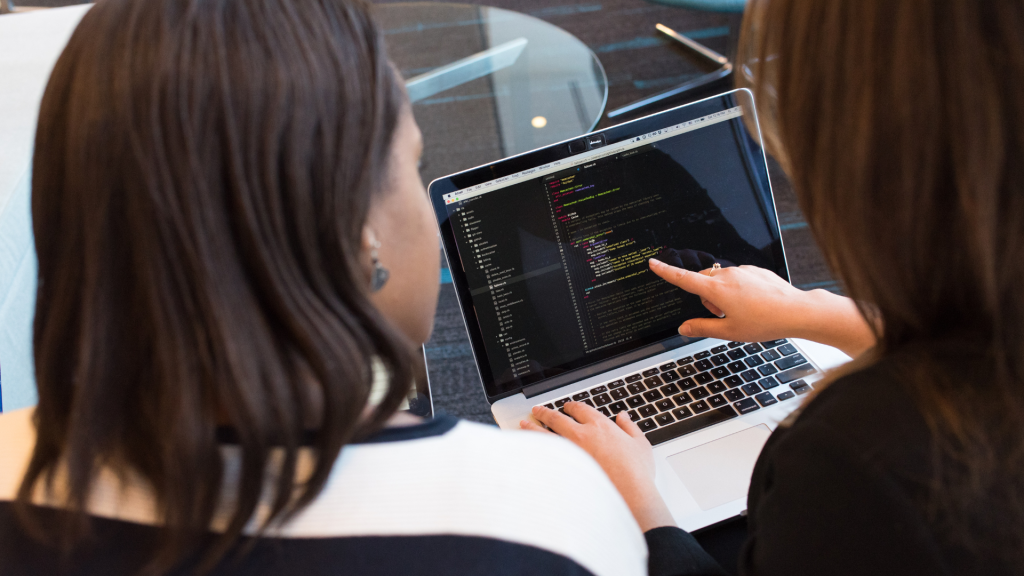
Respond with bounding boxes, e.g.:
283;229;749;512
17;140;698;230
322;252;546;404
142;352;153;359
525;1;1024;575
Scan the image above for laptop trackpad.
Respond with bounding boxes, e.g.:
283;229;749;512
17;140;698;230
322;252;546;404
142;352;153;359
666;425;772;511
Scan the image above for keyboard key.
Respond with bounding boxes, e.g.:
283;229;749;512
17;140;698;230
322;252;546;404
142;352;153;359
759;376;780;390
554;398;570;407
694;359;713;372
639;405;658;418
676;356;694;365
644;377;664;389
642;368;660;378
777;390;796;401
677;364;697;377
790;380;812;395
744;355;765;368
637;418;657;432
691;387;710;400
758;364;779;376
711;345;729;354
598;407;611;417
755;391;779;407
642;389;664;402
741;370;760;382
711;354;729;366
695;372;714;385
627;410;640;422
743;343;764;354
691;400;711;414
593;393;612;406
625;374;643;383
727;349;747;360
727;361;747;373
590;385;608;394
708;394;728;408
608;379;626;389
660;382;681;396
673;392;693;405
609;401;628;414
724;389;745;402
734;398;760;414
710;367;730;379
776;353;807;370
627;395;646;409
544;403;555;410
679;377;698;390
724;375;744;388
627;383;645;395
610;388;629;400
672;406;693;420
728;341;745;349
777;364;817;383
583;399;595;407
655;413;675;426
655;399;674;412
694;351;712;360
572;391;590;401
707;381;727;394
760;339;787;348
777;343;798;356
741;382;763;396
659;362;677;371
761;350;781;362
646;405;739;446
660;370;680;382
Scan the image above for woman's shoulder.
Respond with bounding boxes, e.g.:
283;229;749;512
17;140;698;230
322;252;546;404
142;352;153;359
0;407;36;502
291;417;648;576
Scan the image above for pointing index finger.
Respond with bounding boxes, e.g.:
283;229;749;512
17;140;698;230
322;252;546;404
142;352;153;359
649;258;715;298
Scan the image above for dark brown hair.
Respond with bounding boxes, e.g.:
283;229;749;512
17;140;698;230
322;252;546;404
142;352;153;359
21;0;410;571
740;0;1024;561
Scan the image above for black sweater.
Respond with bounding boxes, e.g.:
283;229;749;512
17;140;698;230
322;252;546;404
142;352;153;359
646;351;1019;576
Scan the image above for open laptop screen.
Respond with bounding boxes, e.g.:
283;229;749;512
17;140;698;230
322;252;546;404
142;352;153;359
433;91;786;399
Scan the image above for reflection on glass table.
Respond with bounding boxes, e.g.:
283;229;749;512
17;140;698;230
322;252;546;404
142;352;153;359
376;2;608;183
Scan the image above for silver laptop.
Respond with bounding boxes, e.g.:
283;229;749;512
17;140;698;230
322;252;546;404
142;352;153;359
427;89;849;531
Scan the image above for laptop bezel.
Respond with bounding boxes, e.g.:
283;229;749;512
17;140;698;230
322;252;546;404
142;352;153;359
428;88;789;404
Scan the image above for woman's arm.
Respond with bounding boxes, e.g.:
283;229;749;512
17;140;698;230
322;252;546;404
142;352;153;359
648;259;876;358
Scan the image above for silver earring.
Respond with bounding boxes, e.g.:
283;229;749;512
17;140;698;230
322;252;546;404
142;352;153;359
370;239;389;292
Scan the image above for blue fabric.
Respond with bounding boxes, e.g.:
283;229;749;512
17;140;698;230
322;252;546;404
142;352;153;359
645;0;746;12
0;170;38;413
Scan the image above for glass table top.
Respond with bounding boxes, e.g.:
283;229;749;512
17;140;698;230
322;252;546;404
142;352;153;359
376;2;607;184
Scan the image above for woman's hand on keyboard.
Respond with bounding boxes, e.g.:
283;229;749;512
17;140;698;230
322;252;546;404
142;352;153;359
521;402;676;532
648;258;875;358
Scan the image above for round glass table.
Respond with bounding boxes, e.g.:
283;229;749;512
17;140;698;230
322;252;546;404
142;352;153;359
376;2;607;184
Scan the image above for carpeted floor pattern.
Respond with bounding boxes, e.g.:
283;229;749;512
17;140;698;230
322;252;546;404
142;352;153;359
29;0;836;424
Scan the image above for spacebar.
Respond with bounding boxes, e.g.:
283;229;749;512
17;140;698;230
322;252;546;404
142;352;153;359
645;405;739;446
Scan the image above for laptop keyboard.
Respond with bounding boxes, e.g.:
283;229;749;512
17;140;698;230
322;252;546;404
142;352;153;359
535;339;818;446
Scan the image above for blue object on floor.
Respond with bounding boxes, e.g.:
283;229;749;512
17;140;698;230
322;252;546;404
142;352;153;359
645;0;746;12
0;170;39;413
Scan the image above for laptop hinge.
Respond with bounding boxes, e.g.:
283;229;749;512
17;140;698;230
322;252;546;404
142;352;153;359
521;335;695;399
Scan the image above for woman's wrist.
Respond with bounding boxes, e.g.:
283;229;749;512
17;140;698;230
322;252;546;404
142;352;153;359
625;480;677;532
788;289;875;358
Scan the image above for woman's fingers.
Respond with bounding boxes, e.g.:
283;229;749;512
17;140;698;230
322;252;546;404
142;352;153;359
649;258;716;297
519;419;552;434
700;298;725;317
531;405;580;438
614;411;646;439
680;316;732;339
563;401;603;425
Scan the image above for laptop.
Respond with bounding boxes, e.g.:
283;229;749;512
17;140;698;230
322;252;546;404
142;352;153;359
427;88;850;531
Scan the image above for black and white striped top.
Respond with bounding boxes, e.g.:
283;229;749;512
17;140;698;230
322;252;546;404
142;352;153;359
0;407;650;575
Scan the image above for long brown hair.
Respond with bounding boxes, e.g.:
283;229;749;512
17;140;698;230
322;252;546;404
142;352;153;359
740;0;1024;561
21;0;410;571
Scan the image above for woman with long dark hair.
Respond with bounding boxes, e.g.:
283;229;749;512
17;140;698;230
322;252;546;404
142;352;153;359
526;1;1024;575
0;0;648;574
